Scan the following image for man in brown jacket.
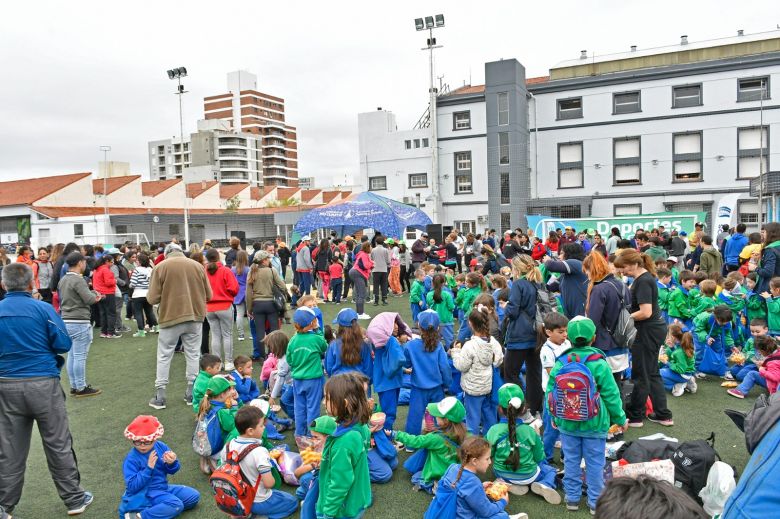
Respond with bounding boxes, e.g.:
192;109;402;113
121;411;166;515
146;243;212;409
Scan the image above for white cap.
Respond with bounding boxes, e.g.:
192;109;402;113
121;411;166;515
301;235;311;241
249;398;270;415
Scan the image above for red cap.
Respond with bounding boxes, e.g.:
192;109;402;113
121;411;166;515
124;415;164;442
469;259;478;266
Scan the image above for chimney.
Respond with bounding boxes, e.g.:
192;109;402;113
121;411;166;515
630;45;637;52
737;29;744;36
377;107;382;111
680;35;688;45
201;180;207;189
580;50;587;59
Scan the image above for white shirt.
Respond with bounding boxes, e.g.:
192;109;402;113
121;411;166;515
540;338;571;389
222;437;273;502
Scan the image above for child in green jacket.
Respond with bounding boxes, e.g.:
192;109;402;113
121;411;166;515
762;277;780;335
693;306;734;376
192;354;222;412
426;274;456;349
410;269;426;323
667;271;697;329
656;268;673;322
196;375;239;473
455;272;485;343
659;323;696;396
692;280;718;315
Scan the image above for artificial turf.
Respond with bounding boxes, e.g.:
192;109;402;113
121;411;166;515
14;294;757;518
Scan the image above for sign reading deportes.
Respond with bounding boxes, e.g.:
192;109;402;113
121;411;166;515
525;212;708;240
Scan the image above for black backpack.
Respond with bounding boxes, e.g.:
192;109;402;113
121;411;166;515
615;438;678;463
671;433;720;503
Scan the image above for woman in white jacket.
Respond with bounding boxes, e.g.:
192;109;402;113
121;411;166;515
451;304;504;434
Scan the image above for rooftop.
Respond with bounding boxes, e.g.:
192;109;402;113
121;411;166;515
0;172;91;208
442;75;550;97
141;179;182;197
92;175;141;195
186;181;218;198
219;183;250;199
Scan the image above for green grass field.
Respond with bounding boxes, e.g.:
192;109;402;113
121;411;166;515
14;294;757;518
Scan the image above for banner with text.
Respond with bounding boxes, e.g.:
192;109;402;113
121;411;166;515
525;212;707;240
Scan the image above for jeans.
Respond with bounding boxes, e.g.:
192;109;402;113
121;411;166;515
0;378;86;512
137;485;200;519
252;300;281;357
730;363;758;381
405;386;445;435
132;298;158;330
293;377;325;437
206;308;234;366
98;294;116;335
298;272;312;295
114;293;124;331
65;322;93;391
628;323;672;422
330;279;343;303
349;269;368;314
464;393;497;435
250;489;299;519
736;370;767;395
561;433;606;510
378;388;400;430
155;321;202;389
373;271;389;303
234;302;246;339
504;348;543;414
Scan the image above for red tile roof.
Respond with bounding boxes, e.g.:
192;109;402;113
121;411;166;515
92;175;141;195
276;188;299;200
186;181;218;198
32;205;314;218
250;186;261;200
219;183;249;199
321;191;341;204
444;76;549;97
0;172;91;207
527;75;550;85
142;179;182;197
301;190;321;203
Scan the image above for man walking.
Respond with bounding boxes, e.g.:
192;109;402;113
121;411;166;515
146;243;212;409
371;236;391;306
411;232;428;272
0;263;93;516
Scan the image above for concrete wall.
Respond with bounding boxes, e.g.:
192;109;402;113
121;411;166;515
36;176;95;207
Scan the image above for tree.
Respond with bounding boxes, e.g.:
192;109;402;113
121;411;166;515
225;195;241;213
264;197;300;208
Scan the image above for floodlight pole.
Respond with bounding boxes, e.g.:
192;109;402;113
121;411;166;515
100;145;111;243
421;21;443;224
175;74;190;248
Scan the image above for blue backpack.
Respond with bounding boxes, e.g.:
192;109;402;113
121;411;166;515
192;408;224;456
548;352;603;422
424;467;458;519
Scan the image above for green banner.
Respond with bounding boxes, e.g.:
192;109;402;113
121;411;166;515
16;217;30;243
525;212;707;240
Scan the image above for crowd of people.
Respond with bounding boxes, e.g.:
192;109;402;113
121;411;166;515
1;219;779;518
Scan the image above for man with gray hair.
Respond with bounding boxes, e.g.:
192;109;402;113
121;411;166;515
146;242;212;409
0;262;94;516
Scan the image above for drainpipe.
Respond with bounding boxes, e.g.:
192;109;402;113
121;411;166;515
528;92;539;199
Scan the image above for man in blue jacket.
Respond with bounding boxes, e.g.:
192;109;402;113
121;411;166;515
0;263;93;516
724;223;749;273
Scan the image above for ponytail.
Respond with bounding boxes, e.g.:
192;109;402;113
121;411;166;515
641;253;657;277
468;304;491;336
197;389;213;419
680;331;694;358
432;274;445;304
452;436;490;488
206;249;220;275
503;400;526;472
421;326;440;352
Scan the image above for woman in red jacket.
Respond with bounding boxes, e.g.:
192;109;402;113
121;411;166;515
205;248;239;370
93;255;120;338
531;236;547;261
348;241;374;319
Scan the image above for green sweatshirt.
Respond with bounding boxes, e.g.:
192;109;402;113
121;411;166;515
287;331;328;380
746;293;768;322
192;370;214;413
545;346;626;437
665;345;695;375
693;295;718;315
667;287;695;320
446;274;457;291
410;280;425;305
317;424;372;518
657;283;671;312
426;290;455;324
693;312;735;348
455;285;481;316
742;337;757;364
766;296;780;333
395;431;460;484
485;420;543;476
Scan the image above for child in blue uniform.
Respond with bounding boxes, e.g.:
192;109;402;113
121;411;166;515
231;355;260;403
119;415;200;519
367;312;411;430
324;308;373;380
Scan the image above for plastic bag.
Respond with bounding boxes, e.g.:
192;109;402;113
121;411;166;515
699;461;736;517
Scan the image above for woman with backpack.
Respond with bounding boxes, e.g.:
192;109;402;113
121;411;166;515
750;222;780;294
541;243;589;319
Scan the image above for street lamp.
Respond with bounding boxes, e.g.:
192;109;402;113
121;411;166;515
414;14;444;224
100;145;111;243
166;66;190;248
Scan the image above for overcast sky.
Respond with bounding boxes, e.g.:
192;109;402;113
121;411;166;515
0;1;774;185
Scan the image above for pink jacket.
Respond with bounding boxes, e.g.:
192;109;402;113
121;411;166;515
261;353;278;382
761;352;780;393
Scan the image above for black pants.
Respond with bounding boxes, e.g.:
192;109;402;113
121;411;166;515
98;294;116;335
373;271;389;303
38;288;53;304
132;298;158;330
456;254;463;273
342;268;353;299
200;318;210;355
252;300;280;357
627;322;672;422
504;348;543;414
400;265;411;292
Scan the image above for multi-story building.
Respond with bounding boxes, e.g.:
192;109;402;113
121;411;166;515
359;30;780;234
204;70;299;186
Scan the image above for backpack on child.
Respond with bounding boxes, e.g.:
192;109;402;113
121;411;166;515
192;410;224;457
210;443;263;518
604;280;637;349
671;432;720;503
423;477;457;519
548;352;603;422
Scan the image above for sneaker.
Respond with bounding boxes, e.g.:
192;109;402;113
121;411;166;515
695;372;707;379
381;300;389;306
671;383;686;397
627;420;644;428
0;505;12;519
118;326;132;333
647;413;674;427
67;491;94;515
727;388;746;399
238;336;245;341
199;456;212;475
509;515;529;519
124;513;142;519
151;325;159;333
566;501;580;511
685;378;698;394
224;362;235;371
132;330;146;338
70;387;77;395
372;301;379;306
590;508;596;516
73;386;102;398
184;383;193;405
508;483;529;495
357;313;371;320
531;482;561;504
724;371;735;381
148;388;167;410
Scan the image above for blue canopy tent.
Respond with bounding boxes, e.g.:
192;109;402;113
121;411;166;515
294;191;432;239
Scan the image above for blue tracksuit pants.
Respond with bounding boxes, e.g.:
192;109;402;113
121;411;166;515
250;489;299;519
368;448;398;483
293;377;324;437
405;386;445;435
494;460;558;488
378;388;400;430
659;368;691;391
561;434;606;510
440;323;454;349
464;393;497;435
542;408;559;462
138;485;200;519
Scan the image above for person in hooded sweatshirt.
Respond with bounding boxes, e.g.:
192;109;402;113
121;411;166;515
698;236;724;277
541;243;588;319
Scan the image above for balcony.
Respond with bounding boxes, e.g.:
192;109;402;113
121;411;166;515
262;151;285;159
219;160;249;168
750;171;780;196
220;171;249;182
218;150;248;158
218;137;248;147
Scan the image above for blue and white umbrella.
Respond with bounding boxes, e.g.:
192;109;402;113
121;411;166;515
294;191;432;239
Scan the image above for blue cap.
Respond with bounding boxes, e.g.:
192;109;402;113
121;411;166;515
418;309;440;330
680;231;688;237
293;307;317;328
333;307;359;327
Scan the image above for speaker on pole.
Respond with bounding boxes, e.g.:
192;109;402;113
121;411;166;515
426;224;443;243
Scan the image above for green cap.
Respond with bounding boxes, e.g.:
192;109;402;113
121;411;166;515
498;383;525;409
427;397;466;423
206;375;235;395
567;315;597;346
311;415;337;436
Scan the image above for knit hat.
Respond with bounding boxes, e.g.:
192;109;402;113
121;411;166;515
207;375;235;395
417;309;440;331
294;307;317;328
253;250;271;263
124;415;164;442
427;397;466;423
249;398;270;416
311;415;337;436
333;307;359;327
498;383;525;409
567;315;596;346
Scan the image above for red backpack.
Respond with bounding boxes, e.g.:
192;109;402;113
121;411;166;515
548;352;603;422
209;443;262;518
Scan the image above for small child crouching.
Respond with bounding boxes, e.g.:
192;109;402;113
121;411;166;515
727;336;780;398
659;324;697;396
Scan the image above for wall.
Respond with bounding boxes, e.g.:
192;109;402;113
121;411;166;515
36;176;95;207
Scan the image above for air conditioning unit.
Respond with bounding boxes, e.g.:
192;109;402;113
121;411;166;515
402;196;413;205
477;215;489;224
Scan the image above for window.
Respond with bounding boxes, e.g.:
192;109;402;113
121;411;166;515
115;225;128;235
368;176;387;191
408;173;427;188
414;139;421;149
613;91;641;114
453;111;471;130
169;224;180;236
673;84;702;108
613;137;641;185
405;140;411;150
73;224;84;236
530;205;582;219
614;204;642;216
558;142;583;188
454;151;472;194
500;172;510;205
557;97;583;120
500;213;511;232
673;131;703;182
738;77;769;102
422;138;429;147
455;221;476;234
499;132;510;165
497;92;509;125
737;199;767;232
738;126;769;179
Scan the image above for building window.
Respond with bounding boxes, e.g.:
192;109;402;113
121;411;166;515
672;84;702;108
408;173;428;188
614;204;642;216
368;176;387;191
454;151;472;194
74;224;84;236
115;225;128;235
738;77;770;102
453;111;471;130
613;91;641;114
737;199;767;232
529;205;583;219
500;212;511;232
405;140;411;150
497;92;509;125
557;97;583;120
737;126;769;179
498;132;510;165
500;172;510;205
673;131;703;182
613;137;641;185
422;138;429;147
169;224;180;236
558;142;584;188
413;139;420;149
455;221;476;234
